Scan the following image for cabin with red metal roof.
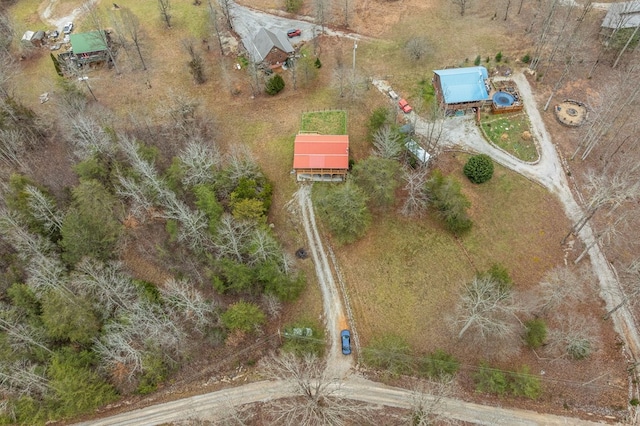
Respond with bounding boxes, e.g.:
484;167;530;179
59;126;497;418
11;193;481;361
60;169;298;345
293;134;349;182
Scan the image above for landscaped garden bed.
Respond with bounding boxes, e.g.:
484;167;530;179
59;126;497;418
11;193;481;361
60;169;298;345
480;112;538;162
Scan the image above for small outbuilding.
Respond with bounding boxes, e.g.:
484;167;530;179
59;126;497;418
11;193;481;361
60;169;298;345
248;27;294;66
21;30;45;47
293;134;349;182
69;31;110;65
432;66;491;112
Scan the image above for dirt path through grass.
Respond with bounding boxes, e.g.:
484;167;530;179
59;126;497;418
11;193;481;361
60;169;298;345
40;0;99;32
291;185;354;378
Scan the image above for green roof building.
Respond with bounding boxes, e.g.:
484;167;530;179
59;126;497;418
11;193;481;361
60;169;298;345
69;31;109;64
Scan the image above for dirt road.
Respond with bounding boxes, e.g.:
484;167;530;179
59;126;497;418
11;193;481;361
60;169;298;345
40;0;99;33
75;378;608;425
291;185;354;378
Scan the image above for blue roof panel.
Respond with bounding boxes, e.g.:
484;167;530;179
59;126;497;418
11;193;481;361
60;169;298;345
434;66;490;104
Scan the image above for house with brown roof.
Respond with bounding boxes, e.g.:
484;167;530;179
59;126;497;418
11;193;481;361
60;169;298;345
293;134;349;182
248;27;294;66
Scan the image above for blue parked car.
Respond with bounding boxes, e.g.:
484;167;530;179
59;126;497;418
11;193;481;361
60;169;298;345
341;330;351;355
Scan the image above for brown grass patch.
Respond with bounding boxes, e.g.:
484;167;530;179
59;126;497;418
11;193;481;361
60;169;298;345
340;154;571;354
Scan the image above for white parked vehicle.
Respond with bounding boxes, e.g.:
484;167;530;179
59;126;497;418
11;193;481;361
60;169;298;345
63;22;74;34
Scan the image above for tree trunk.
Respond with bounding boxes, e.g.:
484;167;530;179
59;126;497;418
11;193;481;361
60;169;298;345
613;25;640;69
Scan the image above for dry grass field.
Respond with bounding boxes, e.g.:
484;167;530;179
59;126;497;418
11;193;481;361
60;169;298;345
9;0;635;421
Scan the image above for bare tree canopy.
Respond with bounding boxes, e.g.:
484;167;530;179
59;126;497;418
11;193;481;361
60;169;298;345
158;0;172;28
259;352;372;425
452;276;521;343
451;0;472;16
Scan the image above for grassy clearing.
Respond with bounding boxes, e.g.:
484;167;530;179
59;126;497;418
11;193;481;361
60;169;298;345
300;110;347;135
338;155;569;354
9;0;44;29
480;113;538;162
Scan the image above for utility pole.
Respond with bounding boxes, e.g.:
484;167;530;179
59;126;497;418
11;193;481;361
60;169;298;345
352;38;357;79
79;76;97;101
351;39;358;100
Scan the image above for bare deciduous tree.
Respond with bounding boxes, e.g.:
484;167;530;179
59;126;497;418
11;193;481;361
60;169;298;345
314;0;330;33
542;52;576;111
0;129;27;169
453;276;520;341
0;11;15;58
531;266;591;314
260;352;372;425
247;227;281;266
183;39;206;84
400;165;430;218
262;293;283;318
421;101;445;154
24;185;64;235
0;305;53;356
246;58;262;97
408;379;460;426
451;0;471;16
219;0;234;30
72;258;139;317
574;210;632;264
117;135;213;251
208;0;225;55
562;161;640;244
332;48;346;97
113;7;147;70
604;259;640;319
547;315;599;360
573;64;640;160
94;321;144;379
161;278;216;332
528;0;560;71
68;113;114;159
225;145;260;185
406;37;429;62
214;214;254;262
158;0;172;28
0;360;49;398
178;141;222;187
342;0;352;27
96;301;188;379
372;125;403;159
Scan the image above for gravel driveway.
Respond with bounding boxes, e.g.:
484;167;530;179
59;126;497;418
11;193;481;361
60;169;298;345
231;3;321;57
373;73;640;367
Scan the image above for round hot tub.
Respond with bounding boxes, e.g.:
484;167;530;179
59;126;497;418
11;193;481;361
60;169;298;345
493;91;515;107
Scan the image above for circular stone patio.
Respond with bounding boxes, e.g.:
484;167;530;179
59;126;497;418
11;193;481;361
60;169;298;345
554;100;588;127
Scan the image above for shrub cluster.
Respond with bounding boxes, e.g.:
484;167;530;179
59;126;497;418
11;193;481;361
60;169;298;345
265;74;285;95
463;154;494;184
524;319;547;349
425;170;473;235
362;334;459;379
474;362;541;399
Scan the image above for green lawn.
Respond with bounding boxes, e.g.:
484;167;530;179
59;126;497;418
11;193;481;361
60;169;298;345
301;110;347;135
337;156;569;355
480;113;538;162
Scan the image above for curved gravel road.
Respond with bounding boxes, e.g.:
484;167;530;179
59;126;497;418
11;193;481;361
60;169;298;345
76;378;608;425
374;71;640;366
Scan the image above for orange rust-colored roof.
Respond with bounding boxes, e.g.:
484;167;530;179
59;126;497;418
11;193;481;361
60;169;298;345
293;134;349;170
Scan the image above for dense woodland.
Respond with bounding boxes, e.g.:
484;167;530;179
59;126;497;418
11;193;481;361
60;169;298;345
0;41;308;425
